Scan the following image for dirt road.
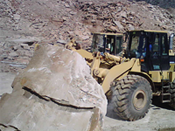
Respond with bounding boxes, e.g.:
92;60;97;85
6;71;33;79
0;72;175;131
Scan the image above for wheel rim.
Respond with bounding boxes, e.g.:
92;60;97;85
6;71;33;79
133;90;147;110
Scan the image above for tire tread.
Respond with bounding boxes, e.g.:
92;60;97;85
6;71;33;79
111;75;152;121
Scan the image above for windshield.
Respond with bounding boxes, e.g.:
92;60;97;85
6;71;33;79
91;34;104;52
129;32;146;58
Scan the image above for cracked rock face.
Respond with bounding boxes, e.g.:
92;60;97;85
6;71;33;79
0;44;107;131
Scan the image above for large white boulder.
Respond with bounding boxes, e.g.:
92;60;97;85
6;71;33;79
0;44;107;131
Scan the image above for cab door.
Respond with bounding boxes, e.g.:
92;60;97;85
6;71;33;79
147;33;170;71
115;36;123;54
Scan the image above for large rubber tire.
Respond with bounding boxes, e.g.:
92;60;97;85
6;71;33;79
111;75;152;121
169;82;175;109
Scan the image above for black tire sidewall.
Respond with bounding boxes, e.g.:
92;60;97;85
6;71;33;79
127;77;152;118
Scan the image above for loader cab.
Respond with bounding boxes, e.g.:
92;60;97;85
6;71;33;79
91;33;123;55
126;30;173;72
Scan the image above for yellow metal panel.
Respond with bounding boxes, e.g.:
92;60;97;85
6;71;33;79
98;68;109;78
104;53;121;63
169;50;174;56
128;30;168;33
76;49;93;60
169;64;175;71
91;56;101;76
102;59;136;93
162;71;169;80
169;72;175;82
149;71;170;82
149;71;161;82
130;59;141;72
117;70;129;81
143;30;168;33
92;32;123;36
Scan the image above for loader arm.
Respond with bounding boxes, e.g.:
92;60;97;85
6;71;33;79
102;58;136;93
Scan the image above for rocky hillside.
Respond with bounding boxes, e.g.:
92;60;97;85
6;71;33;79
0;0;175;72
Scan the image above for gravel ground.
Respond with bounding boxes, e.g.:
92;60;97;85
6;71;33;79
0;72;16;97
104;107;175;131
0;72;175;131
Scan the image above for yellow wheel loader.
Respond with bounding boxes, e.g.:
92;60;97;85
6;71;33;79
66;31;175;121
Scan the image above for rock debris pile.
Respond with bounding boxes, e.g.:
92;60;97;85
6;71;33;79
0;0;175;72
